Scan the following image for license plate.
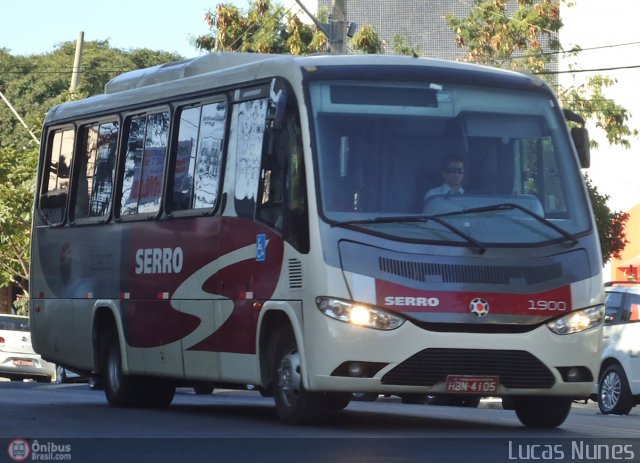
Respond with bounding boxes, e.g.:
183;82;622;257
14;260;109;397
13;359;33;367
446;375;499;393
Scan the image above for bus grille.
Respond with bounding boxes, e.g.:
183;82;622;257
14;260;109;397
379;257;562;285
381;348;555;389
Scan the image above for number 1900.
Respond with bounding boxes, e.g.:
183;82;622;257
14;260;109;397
528;300;567;311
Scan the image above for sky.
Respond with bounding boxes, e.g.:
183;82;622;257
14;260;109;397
1;0;639;213
559;0;640;213
1;0;250;59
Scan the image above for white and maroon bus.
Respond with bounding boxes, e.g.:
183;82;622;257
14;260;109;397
30;53;604;427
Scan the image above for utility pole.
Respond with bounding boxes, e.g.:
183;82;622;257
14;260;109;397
0;90;40;145
70;31;84;92
330;0;347;54
292;0;353;54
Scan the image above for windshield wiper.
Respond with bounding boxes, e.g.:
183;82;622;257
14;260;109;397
434;203;579;246
332;214;487;254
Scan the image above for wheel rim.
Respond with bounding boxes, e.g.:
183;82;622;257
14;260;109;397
277;349;302;408
600;371;621;412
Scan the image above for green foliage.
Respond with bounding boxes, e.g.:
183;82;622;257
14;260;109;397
350;24;383;54
446;0;634;264
559;76;638;149
1;43;180;150
196;1;328;55
392;35;421;57
584;175;629;263
446;0;562;74
0;42;183;298
0;146;38;293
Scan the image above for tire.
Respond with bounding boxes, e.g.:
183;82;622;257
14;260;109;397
598;364;635;415
327;393;351;410
352;392;379;402
271;326;328;425
449;395;481;408
513;396;572;428
103;330;149;407
146;379;176;408
426;394;448;406
400;394;426;405
193;382;215;395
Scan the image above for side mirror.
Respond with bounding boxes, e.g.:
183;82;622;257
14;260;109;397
563;109;590;169
571;126;590;169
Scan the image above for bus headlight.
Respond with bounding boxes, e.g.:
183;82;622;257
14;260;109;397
546;306;604;335
315;297;405;330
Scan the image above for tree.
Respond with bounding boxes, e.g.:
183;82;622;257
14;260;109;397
0;43;183;300
585;174;629;262
195;0;328;55
350;24;383;54
446;0;633;264
0;146;37;295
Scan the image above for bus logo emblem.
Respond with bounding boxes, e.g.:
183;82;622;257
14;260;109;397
470;298;490;317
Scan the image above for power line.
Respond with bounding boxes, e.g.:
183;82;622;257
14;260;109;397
537;64;640;75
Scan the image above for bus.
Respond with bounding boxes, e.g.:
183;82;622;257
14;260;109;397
30;52;605;428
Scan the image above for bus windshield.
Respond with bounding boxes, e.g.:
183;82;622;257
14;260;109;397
308;79;591;245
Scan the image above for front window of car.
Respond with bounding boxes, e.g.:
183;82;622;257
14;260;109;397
307;78;591;246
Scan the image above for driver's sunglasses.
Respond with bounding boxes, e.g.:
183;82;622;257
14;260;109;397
446;167;464;174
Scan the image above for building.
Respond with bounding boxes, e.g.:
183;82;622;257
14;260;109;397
317;0;468;59
316;0;557;67
608;203;640;281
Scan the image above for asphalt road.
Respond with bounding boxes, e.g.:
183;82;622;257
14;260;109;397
1;380;639;462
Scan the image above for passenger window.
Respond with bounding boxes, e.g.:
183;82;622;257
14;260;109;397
41;128;75;225
172;101;226;211
233;98;268;219
75;121;119;221
604;291;623;324
120;111;169;216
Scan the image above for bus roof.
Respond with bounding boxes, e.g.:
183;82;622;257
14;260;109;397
44;52;543;125
105;52;536;94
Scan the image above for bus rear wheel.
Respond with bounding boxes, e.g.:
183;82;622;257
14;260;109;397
271;327;328;425
512;396;572;428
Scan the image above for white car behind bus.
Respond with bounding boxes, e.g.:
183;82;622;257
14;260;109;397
594;281;640;414
0;314;55;382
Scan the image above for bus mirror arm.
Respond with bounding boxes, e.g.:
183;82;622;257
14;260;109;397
272;92;288;131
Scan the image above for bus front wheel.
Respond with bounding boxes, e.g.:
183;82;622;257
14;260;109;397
512;396;572;428
271;327;328;425
103;332;149;408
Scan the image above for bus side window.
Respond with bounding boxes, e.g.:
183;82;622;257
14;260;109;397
256;102;309;252
284;114;309;253
74;121;118;221
40;128;75;225
120;111;169;217
233;99;268;219
171;101;226;212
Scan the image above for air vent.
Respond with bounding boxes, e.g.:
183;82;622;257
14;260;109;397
379;257;561;285
288;259;303;289
382;348;555;389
